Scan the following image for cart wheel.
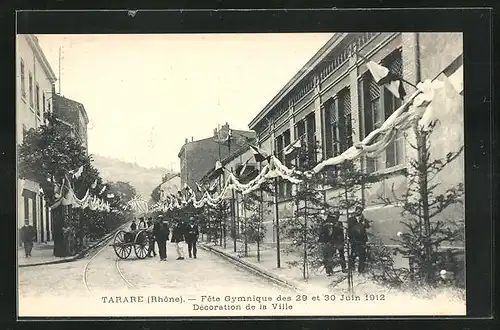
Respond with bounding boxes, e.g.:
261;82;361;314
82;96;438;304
134;230;150;259
113;230;132;259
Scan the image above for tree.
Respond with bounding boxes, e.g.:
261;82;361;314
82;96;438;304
18;113;91;257
380;121;464;286
18;113;90;204
283;140;331;280
108;181;137;204
241;190;269;259
324;158;379;291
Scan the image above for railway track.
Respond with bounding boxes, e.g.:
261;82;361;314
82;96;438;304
82;223;135;294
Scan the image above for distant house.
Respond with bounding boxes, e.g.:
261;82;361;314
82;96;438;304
178;122;256;190
159;173;181;196
53;95;89;152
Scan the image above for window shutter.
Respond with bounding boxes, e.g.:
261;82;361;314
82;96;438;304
368;77;380;101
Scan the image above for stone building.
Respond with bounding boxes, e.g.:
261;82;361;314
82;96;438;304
16;34;57;244
53;95;89;153
248;32;464;246
178;123;256;190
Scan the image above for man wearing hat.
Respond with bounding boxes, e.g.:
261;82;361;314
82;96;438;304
147;217;157;257
153;216;169;261
20;219;36;258
347;206;370;273
185;216;200;259
170;219;185;260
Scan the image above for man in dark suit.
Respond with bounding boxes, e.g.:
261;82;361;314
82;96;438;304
147;217;157;258
319;212;346;275
171;219;185;260
21;219;36;257
153;218;169;261
185;216;200;259
347;206;370;273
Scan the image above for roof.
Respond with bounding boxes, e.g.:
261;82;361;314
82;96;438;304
177;129;256;158
53;95;89;125
26;35;57;83
248;33;343;130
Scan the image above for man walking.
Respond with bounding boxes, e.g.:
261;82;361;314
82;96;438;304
21;219;36;258
171;219;185;260
153;219;169;261
185;216;200;259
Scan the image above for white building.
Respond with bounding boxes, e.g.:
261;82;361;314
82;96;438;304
16;34;57;244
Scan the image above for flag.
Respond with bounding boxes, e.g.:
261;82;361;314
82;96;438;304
107;193;115;199
70;166;84;179
209;160;224;180
366;60;406;99
99;185;107;195
284;139;302;156
443;55;463;95
91;179;97;189
238;158;251;177
196;182;204;192
249;145;269;163
208;180;217;193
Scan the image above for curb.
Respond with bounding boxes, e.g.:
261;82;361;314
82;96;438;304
200;243;304;293
19;221;130;268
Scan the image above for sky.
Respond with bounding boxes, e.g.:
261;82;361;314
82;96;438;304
36;33;334;171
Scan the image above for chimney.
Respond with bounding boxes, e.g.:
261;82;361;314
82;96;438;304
185;138;188;144
214;128;218;137
191;136;194;142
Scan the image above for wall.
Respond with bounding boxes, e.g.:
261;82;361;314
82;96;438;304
250;32;464;249
16;35;55;242
160;175;181;196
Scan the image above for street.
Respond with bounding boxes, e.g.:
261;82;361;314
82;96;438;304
18;240;289;299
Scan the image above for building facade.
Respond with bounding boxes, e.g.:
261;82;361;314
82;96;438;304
178;123;256;190
53;95;90;152
16;34;57;243
248;32;464;246
159;173;182;196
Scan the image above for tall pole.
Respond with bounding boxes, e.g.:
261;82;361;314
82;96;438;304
232;187;236;253
274;176;281;269
257;161;262;262
58;47;61;94
243;196;248;256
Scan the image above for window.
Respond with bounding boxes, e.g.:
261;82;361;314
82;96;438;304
305;113;316;163
42;93;46;116
338;88;353;151
35;84;40;116
382;49;404;168
362;48;404;173
20;59;26;97
28;73;33;108
363;73;382;173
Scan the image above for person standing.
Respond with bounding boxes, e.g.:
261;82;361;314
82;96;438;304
21;219;36;257
347;206;370;273
153;219;169;261
171;220;185;260
147;217;157;258
331;211;347;273
130;219;137;231
138;217;147;230
318;217;335;276
185;216;200;259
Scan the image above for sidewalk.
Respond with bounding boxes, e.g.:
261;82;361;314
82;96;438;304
18;221;131;268
18;242;76;267
201;238;352;294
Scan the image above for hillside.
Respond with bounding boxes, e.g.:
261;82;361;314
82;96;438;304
91;154;171;200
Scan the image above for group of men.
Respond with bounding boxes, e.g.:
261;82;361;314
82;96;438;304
318;206;370;276
130;215;200;262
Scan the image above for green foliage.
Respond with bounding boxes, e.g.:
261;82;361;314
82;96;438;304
282;139;332;279
378;121;465;287
241;193;268;245
18;113;90;204
108;181;137;204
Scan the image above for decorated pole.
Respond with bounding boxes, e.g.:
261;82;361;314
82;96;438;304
232;186;236;253
257;161;262;262
274;176;281;269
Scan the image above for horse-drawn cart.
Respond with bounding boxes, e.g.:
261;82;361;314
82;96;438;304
110;229;152;259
